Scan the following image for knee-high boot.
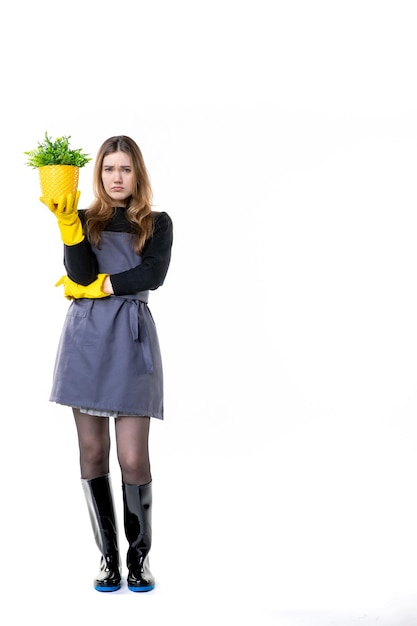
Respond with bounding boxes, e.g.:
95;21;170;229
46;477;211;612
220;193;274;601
81;474;121;592
122;481;155;592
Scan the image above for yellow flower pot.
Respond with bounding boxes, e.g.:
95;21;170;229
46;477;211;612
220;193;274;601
38;165;79;203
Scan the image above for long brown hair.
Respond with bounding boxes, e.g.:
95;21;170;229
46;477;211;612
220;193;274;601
85;136;154;254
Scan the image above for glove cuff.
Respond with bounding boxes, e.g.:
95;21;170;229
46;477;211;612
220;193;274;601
58;219;84;246
96;274;109;297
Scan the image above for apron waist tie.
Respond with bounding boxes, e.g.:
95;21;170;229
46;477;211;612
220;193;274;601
127;299;153;374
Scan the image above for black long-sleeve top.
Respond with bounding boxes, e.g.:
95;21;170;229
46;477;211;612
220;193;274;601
64;209;173;295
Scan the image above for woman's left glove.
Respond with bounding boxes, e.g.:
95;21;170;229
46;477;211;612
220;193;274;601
55;274;109;299
40;191;84;246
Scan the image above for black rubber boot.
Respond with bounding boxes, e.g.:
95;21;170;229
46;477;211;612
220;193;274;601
123;481;155;592
82;474;121;592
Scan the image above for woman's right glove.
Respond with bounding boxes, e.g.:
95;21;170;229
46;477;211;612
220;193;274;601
55;274;110;299
40;191;84;246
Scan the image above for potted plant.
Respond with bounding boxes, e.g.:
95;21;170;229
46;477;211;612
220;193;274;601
25;132;92;203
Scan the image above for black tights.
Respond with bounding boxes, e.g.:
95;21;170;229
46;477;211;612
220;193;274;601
73;409;152;485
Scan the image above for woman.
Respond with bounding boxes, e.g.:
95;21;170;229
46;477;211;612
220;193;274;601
42;136;173;593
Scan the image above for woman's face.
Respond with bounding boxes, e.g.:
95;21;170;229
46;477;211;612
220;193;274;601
102;150;134;206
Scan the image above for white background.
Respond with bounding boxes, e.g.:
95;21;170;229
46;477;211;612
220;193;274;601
2;1;417;624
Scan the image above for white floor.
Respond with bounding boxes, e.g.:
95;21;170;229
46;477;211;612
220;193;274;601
3;397;417;626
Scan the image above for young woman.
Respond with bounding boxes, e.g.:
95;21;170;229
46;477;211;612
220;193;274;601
42;136;173;593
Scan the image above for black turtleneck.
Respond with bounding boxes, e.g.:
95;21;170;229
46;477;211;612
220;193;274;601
63;209;173;295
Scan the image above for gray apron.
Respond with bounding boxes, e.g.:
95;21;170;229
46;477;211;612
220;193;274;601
50;231;164;419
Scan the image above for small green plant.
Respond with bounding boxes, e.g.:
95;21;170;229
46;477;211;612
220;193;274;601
25;132;92;168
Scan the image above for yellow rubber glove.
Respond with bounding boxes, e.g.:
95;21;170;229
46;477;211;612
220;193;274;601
40;191;84;246
55;274;109;300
